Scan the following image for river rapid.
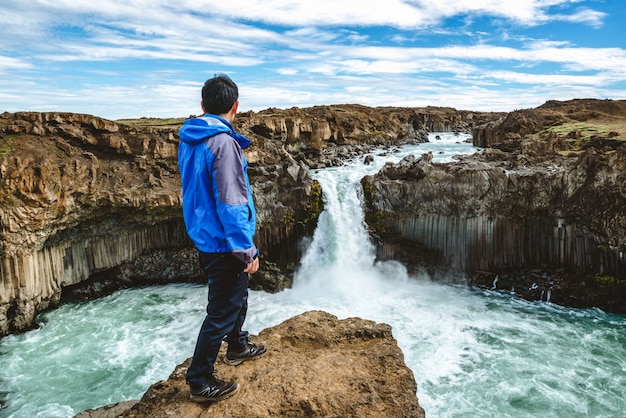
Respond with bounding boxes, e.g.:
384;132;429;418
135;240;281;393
1;133;625;418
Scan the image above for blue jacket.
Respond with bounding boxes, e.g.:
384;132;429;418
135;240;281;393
178;114;257;265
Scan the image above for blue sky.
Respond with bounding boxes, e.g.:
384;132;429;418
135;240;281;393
1;0;625;119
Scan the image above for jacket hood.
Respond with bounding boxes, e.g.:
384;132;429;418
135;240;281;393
179;114;252;149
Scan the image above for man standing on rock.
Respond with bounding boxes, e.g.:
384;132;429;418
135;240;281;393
177;74;267;402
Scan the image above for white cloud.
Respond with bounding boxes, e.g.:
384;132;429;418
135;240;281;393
325;42;626;77
0;56;32;72
277;68;298;76
284;28;343;42
189;0;432;28
553;7;606;28
39;45;264;66
3;0;604;39
175;0;606;28
485;70;610;86
307;56;477;76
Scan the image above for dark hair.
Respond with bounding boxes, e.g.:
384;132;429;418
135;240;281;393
201;73;238;115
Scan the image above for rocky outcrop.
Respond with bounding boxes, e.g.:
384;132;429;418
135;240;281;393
0;105;498;336
75;311;425;418
0;112;321;335
362;99;626;313
0;112;187;335
472;98;626;150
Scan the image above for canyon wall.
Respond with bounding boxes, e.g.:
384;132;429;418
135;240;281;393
0;105;492;336
362;99;626;312
3;100;624;333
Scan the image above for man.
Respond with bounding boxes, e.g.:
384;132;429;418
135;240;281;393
177;74;267;402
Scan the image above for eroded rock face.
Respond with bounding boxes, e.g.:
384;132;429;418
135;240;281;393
0;112;320;335
363;99;626;312
76;311;425;418
0;106;495;336
0;112;187;335
472;98;626;150
238;104;498;152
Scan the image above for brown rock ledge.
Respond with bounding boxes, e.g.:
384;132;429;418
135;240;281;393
75;311;425;418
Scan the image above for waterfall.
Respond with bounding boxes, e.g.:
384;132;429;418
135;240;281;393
291;134;476;301
294;168;376;291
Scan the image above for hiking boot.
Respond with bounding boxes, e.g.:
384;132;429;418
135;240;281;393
189;375;240;403
223;342;267;366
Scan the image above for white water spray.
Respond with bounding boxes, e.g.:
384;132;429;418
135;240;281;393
292;166;392;303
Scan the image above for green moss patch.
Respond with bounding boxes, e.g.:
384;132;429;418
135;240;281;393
116;117;185;127
543;122;606;138
596;274;626;287
0;135;15;157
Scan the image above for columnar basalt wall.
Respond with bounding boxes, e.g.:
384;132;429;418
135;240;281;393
372;214;626;312
0;220;191;331
0;105;502;336
0;112;325;335
0;111;187;335
382;214;623;275
363;99;626;312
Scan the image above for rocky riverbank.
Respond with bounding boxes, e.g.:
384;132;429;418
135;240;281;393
0;104;493;336
362;99;626;312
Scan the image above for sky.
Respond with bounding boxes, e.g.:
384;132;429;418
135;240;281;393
1;0;625;119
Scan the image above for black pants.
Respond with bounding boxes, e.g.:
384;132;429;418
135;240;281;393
186;251;249;387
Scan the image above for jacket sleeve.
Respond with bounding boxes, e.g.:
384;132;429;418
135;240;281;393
212;134;257;264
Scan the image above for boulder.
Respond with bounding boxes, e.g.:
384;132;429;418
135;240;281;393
75;311;425;418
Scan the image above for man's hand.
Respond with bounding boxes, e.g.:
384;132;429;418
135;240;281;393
244;257;259;274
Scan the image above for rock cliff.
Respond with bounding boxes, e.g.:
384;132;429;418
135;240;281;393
75;311;425;418
362;99;626;312
0;111;316;335
0;105;493;336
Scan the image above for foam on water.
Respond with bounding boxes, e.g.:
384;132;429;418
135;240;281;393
0;285;206;417
1;133;625;417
